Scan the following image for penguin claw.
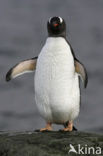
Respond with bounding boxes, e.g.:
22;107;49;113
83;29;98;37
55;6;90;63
59;129;73;132
40;128;52;132
59;126;77;132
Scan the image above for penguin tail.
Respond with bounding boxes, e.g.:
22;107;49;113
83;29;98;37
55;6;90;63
73;126;77;131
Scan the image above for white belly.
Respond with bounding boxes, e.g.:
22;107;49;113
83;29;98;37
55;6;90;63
34;37;80;124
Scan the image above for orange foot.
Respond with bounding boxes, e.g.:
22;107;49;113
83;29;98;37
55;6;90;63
62;121;73;132
40;123;52;132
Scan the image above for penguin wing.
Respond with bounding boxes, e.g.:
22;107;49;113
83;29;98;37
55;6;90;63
66;40;88;88
6;57;38;81
75;59;88;88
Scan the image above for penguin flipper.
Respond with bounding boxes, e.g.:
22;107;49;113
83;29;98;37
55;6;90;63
75;60;88;88
6;57;38;81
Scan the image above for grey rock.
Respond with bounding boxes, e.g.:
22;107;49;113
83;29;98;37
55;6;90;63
0;131;103;156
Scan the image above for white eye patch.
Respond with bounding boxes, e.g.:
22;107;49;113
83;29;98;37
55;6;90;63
49;17;52;23
59;17;63;23
48;17;63;24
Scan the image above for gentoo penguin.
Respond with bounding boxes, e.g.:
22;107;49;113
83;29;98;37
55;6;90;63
6;17;88;132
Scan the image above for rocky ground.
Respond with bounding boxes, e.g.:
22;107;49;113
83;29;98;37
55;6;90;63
0;131;103;156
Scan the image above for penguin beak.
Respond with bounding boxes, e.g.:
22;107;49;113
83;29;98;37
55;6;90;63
53;23;59;27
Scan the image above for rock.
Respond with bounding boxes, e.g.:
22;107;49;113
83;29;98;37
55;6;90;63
0;131;103;156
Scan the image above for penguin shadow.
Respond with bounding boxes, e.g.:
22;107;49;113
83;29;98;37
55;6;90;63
34;127;77;133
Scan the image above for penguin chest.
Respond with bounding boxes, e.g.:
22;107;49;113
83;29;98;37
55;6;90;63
34;38;80;123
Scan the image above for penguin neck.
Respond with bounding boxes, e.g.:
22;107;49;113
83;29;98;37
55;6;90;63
44;37;71;56
46;37;67;47
48;30;66;38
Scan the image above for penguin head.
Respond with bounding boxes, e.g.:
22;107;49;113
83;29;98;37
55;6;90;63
47;16;66;37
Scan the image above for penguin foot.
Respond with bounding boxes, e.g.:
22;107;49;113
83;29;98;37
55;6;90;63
62;121;73;132
62;127;72;132
40;128;52;132
40;123;52;132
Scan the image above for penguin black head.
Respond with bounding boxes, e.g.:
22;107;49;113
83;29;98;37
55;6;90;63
47;16;66;37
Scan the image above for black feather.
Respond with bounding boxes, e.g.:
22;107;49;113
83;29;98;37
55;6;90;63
6;68;13;81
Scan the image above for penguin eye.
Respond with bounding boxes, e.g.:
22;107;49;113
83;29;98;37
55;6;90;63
59;17;63;23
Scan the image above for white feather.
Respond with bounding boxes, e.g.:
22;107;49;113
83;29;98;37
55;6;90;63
49;17;52;23
34;37;80;124
59;17;63;23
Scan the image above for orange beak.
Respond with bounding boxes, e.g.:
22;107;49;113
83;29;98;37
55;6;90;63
53;23;59;27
